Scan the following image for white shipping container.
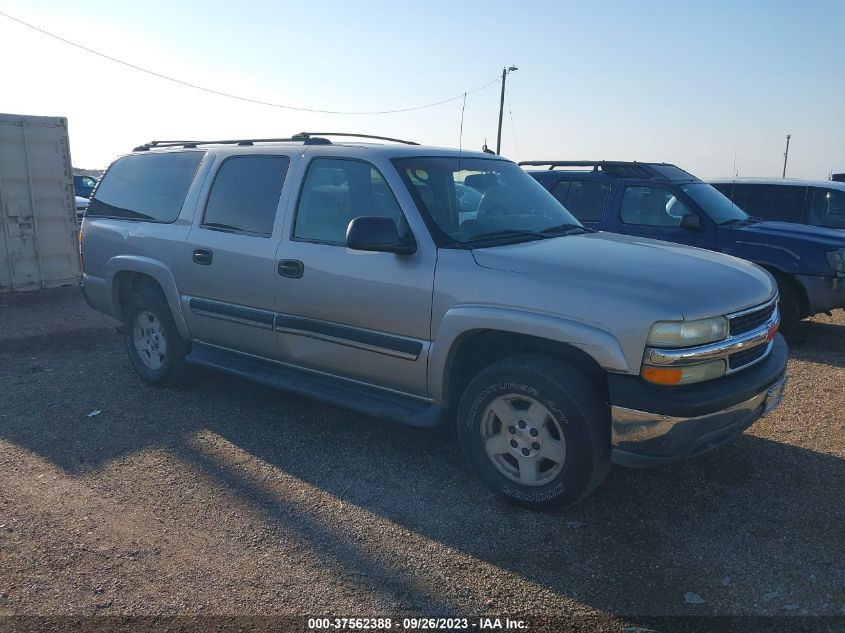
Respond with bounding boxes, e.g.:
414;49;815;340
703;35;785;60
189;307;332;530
0;113;81;292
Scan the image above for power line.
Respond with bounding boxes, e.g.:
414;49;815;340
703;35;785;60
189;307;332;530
0;10;501;115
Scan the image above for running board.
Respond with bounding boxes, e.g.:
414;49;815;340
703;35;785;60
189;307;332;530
185;343;443;428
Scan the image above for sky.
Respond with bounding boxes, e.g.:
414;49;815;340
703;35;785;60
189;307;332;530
1;0;843;179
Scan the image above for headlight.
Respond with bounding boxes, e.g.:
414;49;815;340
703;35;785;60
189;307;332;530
647;316;728;348
827;249;845;276
642;359;726;385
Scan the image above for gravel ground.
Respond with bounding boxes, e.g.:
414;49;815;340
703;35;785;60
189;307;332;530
0;287;843;631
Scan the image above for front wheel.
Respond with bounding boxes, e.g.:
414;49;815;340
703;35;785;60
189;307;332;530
775;277;802;339
456;354;611;511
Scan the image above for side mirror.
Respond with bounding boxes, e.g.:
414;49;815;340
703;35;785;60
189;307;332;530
679;213;703;231
346;216;416;255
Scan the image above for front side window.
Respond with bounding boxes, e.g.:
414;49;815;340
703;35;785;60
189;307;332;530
620;185;693;227
294;158;404;244
808;187;845;229
731;184;805;222
394;157;582;245
553;179;609;222
202;155;289;236
88;151;203;222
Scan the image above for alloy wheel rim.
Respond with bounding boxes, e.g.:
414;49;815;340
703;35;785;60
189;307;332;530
133;310;167;371
480;394;567;486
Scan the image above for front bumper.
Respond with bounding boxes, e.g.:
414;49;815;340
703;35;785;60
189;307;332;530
609;334;788;467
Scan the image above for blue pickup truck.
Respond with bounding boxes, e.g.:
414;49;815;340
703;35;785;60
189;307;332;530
522;161;845;335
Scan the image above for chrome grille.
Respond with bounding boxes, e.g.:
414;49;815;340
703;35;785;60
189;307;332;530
728;300;777;336
729;343;770;370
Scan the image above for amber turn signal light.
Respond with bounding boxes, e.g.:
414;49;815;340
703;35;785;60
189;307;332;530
641;366;683;385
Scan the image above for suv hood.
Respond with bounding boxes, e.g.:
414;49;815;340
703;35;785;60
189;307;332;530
730;221;845;248
471;232;775;320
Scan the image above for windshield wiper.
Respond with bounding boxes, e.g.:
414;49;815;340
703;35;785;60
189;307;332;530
464;223;591;245
720;217;760;227
539;223;592;235
464;229;549;243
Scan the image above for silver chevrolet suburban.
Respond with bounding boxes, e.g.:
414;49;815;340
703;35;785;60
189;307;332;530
80;133;788;511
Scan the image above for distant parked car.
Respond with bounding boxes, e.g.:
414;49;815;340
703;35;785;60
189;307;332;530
75;195;88;224
523;161;845;336
709;178;845;230
74;175;98;199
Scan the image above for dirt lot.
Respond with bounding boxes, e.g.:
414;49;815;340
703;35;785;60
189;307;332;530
0;287;843;630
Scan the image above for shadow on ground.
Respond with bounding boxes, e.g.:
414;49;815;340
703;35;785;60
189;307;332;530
788;318;845;369
1;290;843;617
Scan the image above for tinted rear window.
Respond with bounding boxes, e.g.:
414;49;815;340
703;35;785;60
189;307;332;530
88;151;203;222
731;184;805;222
202;156;290;236
552;179;609;222
808;187;845;229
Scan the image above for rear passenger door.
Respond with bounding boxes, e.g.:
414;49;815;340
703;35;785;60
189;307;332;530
550;178;611;227
180;151;299;359
273;155;436;397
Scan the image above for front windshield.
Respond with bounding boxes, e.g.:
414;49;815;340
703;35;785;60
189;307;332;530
681;183;749;224
393;157;582;245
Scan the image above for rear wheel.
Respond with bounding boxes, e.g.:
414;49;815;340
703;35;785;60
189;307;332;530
456;354;611;511
123;288;189;386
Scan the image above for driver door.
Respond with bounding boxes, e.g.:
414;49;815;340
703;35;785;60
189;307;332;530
273;155;436;397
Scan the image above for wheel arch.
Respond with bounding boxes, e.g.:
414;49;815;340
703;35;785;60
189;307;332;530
431;307;628;409
758;264;810;318
106;256;190;339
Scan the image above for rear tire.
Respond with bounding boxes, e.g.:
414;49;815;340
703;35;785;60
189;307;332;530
122;288;189;386
456;354;611;512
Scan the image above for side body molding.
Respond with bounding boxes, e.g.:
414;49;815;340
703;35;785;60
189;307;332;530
427;305;631;404
104;255;190;339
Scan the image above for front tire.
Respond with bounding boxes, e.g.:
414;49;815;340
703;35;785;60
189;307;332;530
776;277;802;339
122;288;189;386
456;354;611;511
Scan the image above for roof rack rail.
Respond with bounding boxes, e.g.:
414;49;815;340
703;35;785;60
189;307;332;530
132;136;332;152
518;160;665;179
518;160;644;170
293;132;419;146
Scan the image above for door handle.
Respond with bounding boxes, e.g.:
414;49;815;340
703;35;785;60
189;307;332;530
193;248;213;265
278;259;304;279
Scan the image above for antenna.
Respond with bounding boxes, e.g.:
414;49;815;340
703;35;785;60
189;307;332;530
782;134;791;178
457;92;467;244
458;92;467;155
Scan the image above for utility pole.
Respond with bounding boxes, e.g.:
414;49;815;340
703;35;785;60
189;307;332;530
782;134;791;178
496;65;518;154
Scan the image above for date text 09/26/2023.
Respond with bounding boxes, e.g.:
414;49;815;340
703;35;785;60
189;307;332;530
307;617;529;630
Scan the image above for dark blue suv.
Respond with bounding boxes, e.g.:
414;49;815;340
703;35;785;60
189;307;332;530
523;161;845;335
